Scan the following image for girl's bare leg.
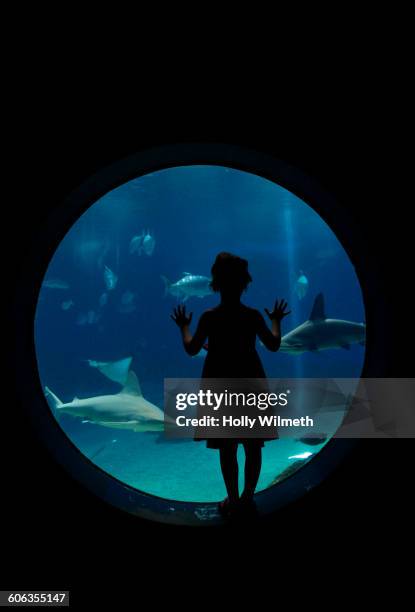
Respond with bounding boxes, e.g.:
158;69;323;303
241;443;262;501
219;444;239;505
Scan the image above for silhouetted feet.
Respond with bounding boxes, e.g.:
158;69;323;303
218;497;239;519
218;496;259;521
238;496;258;518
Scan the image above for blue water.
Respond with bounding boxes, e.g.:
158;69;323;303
34;166;365;502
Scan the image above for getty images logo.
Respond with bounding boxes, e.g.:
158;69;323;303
175;388;290;411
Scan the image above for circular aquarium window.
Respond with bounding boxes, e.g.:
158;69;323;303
30;145;366;525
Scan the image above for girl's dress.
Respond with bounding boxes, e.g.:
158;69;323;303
194;303;278;449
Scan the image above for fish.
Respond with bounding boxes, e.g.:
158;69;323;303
77;311;99;325
129;233;144;255
86;356;133;385
117;291;136;314
103;266;117;290
129;230;155;256
74;239;110;271
142;230;155;256
87;310;99;325
280;293;366;354
42;278;69;290
61;300;74;310
44;370;174;433
99;293;108;307
295;271;309;300
121;290;135;305
161;272;212;302
104;265;118;291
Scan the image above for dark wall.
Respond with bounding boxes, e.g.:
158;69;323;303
4;81;411;603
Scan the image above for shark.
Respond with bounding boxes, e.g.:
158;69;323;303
45;368;173;433
161;272;212;302
280;293;366;354
42;278;70;290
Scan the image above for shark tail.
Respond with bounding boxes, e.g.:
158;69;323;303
44;386;63;414
160;275;171;296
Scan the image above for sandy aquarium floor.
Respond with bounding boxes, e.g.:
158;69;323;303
66;421;325;502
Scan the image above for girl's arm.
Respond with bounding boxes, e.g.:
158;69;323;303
258;299;291;352
171;305;208;356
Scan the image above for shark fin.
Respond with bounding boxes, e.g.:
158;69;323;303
44;386;63;412
89;357;132;385
120;370;143;396
340;343;351;350
309;293;326;321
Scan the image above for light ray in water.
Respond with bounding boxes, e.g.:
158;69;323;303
116;220;121;272
283;193;304;377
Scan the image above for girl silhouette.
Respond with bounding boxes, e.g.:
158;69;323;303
171;252;290;518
